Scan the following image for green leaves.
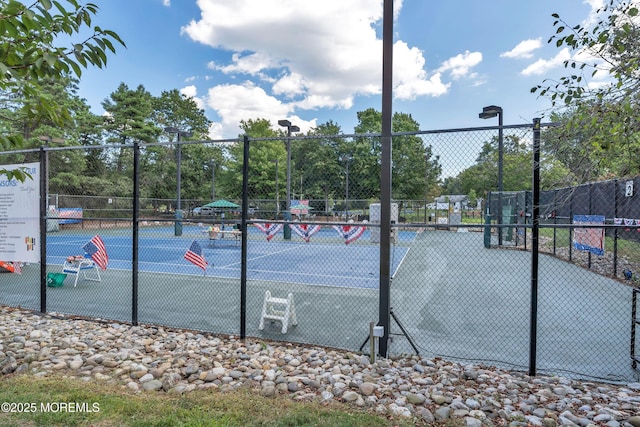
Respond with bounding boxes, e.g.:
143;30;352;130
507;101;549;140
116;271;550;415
533;1;640;114
0;0;125;154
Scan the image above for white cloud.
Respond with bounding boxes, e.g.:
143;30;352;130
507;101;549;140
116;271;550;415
180;85;198;98
180;85;205;110
205;81;316;137
162;0;170;6
437;51;483;80
212;52;280;75
395;72;450;99
518;1;619;81
272;72;306;98
500;39;542;59
181;0;471;129
582;0;605;26
520;48;572;76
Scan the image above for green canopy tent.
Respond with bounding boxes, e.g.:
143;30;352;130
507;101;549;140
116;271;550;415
203;199;240;209
203;199;241;229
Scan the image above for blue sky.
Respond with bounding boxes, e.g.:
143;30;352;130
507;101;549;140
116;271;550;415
76;0;602;139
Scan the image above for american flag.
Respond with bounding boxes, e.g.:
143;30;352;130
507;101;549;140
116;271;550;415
83;235;109;270
184;240;208;272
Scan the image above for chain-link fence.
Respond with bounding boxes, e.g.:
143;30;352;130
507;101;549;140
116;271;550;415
1;122;639;383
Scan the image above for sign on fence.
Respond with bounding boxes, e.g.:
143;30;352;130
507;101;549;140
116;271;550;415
573;214;605;256
0;162;40;262
58;208;83;224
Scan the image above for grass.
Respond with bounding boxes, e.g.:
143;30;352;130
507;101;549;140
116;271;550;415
0;374;447;427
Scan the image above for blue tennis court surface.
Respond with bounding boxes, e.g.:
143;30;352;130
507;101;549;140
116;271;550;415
45;226;415;289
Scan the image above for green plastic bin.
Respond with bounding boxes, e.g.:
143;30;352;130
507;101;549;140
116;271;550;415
46;272;67;287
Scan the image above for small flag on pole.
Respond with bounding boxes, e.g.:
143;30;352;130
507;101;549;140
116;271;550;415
184;240;208;272
83;235;109;270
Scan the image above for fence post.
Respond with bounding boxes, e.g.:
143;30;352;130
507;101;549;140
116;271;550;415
553;189;557;255
587;182;593;270
484;213;491;248
613;179;618;277
529;118;541;376
240;135;250;339
569;193;573;261
132;141;140;325
378;0;393;358
39;147;47;313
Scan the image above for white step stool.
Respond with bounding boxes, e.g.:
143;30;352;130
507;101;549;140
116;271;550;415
259;291;297;333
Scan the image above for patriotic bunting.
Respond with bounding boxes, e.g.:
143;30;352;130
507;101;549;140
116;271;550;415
614;218;640;231
332;225;366;245
254;223;284;241
290;223;321;242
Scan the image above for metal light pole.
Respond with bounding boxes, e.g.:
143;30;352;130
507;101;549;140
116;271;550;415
271;159;279;219
479;105;504;246
164;127;192;236
278;119;299;239
211;160;216;202
424;153;430;224
340;155;352;220
38;136;64;208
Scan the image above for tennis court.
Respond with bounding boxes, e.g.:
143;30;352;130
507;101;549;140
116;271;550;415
3;223;638;382
45;224;414;289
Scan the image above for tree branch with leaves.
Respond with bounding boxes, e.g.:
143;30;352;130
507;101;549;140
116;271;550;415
0;0;124;180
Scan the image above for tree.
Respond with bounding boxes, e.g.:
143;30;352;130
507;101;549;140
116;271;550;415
0;75;107;194
0;0;124;180
153;89;210;138
221;118;282;204
149;89;212;204
102;83;157;173
353;108;442;207
532;1;639;106
454;131;571;196
388;113;425;202
295;121;344;214
532;1;640;179
455;135;528;196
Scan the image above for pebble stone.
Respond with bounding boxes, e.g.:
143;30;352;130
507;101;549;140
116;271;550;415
1;306;640;425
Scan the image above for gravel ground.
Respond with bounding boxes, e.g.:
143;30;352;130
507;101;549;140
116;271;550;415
1;306;640;426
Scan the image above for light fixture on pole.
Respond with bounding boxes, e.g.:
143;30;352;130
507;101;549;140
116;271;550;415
479;105;504;245
340;154;353;220
164;126;193;236
278;119;299;240
271;159;279;220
